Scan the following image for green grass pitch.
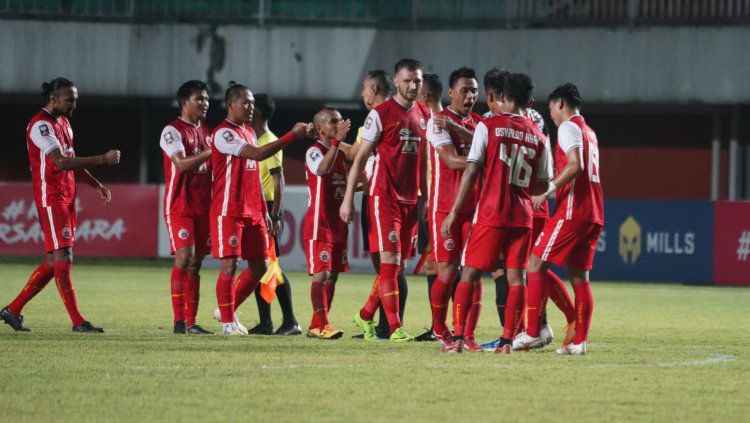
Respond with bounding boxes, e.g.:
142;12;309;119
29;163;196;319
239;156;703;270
0;258;748;422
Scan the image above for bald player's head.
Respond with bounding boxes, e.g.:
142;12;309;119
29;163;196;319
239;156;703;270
313;108;342;140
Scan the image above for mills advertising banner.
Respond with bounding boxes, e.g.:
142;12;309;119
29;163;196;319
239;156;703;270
594;200;714;284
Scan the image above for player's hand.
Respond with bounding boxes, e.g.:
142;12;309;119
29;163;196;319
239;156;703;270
532;193;548;210
265;213;273;233
97;185;112;205
433;115;455;132
291;122;311;139
335;119;351;141
339;199;354;224
441;212;455;239
304;123;317;139
104;150;121;165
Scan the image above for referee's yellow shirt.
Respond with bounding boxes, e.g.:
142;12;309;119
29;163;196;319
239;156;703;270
257;131;281;202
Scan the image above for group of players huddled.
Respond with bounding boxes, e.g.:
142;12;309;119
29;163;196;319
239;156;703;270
1;58;603;355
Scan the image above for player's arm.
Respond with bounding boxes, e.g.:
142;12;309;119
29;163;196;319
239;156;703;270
48;148;120;170
75;169;112;204
171;150;212;173
340;110;380;223
533;122;582;207
434;114;474;144
316;119;351;176
435;144;468;170
238;123;313;161
418;132;429;221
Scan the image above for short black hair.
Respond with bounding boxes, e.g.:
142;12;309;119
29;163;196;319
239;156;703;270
394;58;422;74
176;80;208;107
422;74;442;101
503;73;535;107
548;82;582;108
367;70;391;97
483;67;510;95
41;77;75;99
448;67;476;88
253;93;275;122
225;81;250;105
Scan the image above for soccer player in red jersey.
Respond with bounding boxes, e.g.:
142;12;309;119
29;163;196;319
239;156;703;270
210;82;312;336
1;78;120;333
303;108;352;339
513;83;604;355
341;58;431;342
426;67;483;350
160;80;214;335
441;73;551;354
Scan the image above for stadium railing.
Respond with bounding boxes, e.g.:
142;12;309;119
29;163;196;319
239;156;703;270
1;0;749;27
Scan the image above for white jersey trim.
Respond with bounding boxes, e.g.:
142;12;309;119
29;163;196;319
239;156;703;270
467;122;488;164
160;125;185;158
360;109;383;144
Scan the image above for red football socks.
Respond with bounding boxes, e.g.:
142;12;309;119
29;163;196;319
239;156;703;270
452;281;474;338
233;269;260;309
573;281;594;344
359;276;381;321
54;261;85;326
310;281;328;330
429;275;451;333
501;285;525;340
546;270;575;324
170;266;187;324
7;261;54;315
525;271;545;337
215;273;235;323
183;274;200;327
378;263;402;333
465;281;483;340
324;282;336;310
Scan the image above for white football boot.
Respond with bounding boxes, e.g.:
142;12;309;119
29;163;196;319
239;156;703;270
222;321;246;336
512;331;545;350
556;341;587;356
539;324;554;346
213;308;248;334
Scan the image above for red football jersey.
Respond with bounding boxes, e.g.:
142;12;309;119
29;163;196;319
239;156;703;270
302;141;349;243
553;115;604;224
426;108;483;215
26;109;76;208
161;118;212;216
468;113;550;228
210;120;266;218
361;98;431;204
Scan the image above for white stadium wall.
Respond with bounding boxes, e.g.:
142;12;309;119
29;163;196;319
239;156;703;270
2;20;750;104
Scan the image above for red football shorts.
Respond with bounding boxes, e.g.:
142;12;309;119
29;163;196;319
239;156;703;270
165;214;211;255
211;215;269;261
367;195;418;257
462;223;532;271
532;216;549;241
37;204;76;252
304;240;350;275
532;218;603;271
429;211;472;262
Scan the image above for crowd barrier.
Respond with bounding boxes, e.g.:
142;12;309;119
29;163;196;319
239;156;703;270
1;182;747;285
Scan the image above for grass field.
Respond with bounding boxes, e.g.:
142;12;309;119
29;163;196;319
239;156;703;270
0;258;748;422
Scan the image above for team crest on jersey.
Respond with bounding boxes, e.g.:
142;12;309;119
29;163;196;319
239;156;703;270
419;118;427;130
164;132;174;144
39;124;50;137
229;235;239;247
364;116;373;130
320;250;331;263
178;228;190;240
61;226;72;239
388;230;399;243
444;238;455;251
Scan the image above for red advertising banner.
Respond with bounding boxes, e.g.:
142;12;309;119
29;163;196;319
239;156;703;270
0;182;158;257
713;201;750;286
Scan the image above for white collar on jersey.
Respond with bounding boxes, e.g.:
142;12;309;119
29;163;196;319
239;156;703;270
224;118;244;128
178;116;201;128
42;108;61;121
446;106;471;120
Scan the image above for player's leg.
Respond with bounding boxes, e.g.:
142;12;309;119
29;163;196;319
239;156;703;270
185;249;212;334
1;253;55;332
170;245;193;333
441;266;481;353
211;215;244;335
309;268;330;337
495;267;527;354
52;247;100;332
239;225;270;335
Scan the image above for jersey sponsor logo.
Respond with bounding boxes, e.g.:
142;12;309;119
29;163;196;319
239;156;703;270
222;131;236;143
39;124;50;137
388;230;399;244
364;116;373;130
319;249;331;263
308;150;322;162
332;173;346;199
399;129;421;154
619;216;641;265
61;226;72;239
164;131;174;144
444;238;455;251
245;159;257;170
178;228;190;240
229;235;239;247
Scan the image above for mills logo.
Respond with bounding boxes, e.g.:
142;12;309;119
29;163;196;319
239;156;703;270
619;216;641;265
